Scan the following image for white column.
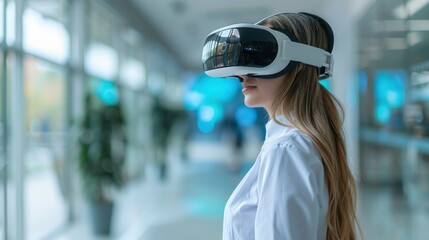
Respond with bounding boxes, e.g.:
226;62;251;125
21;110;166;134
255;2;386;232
69;0;86;222
2;1;9;239
10;0;24;238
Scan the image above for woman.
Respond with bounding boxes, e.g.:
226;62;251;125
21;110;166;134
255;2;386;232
202;12;360;239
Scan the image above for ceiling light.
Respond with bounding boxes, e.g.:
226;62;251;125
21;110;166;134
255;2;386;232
394;0;429;19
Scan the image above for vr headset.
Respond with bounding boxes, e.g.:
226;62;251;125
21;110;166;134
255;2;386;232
202;12;334;80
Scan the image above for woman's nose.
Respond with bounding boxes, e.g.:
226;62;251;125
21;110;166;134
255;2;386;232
237;75;246;82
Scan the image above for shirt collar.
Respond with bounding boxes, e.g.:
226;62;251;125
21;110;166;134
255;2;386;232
265;115;293;142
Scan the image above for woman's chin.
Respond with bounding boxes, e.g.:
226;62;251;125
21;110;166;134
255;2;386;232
244;98;260;108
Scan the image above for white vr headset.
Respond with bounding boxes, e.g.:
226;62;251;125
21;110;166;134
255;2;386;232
201;12;334;80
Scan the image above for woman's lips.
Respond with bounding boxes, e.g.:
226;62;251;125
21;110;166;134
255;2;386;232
242;86;257;93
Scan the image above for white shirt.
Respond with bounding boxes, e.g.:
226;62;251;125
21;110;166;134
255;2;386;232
222;116;328;240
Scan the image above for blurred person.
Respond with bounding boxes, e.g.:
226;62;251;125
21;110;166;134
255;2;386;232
231;118;244;172
202;12;360;239
151;96;187;180
221;116;245;172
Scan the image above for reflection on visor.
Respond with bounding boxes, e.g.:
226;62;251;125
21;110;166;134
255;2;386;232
202;28;278;71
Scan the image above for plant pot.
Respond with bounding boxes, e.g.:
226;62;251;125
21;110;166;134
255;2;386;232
88;200;114;236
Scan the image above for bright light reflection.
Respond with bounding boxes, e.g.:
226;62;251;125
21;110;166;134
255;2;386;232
120;58;146;90
23;9;69;64
184;92;205;110
0;1;3;41
199;105;215;121
6;1;15;45
394;0;429;19
85;43;119;80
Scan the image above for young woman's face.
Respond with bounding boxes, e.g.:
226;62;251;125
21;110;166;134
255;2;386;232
239;22;287;112
240;75;285;112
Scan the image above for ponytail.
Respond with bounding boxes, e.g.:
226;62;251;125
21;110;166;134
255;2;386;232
264;13;360;239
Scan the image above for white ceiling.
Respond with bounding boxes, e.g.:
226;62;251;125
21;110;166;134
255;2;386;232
131;0;355;71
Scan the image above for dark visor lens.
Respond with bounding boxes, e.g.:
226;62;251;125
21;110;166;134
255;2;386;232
202;27;278;71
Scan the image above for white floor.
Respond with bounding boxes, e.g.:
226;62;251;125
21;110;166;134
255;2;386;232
35;137;429;240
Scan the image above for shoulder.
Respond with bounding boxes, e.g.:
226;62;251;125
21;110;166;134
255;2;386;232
264;129;318;156
261;129;321;167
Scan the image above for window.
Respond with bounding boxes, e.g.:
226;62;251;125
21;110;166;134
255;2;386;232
23;0;69;64
85;2;121;80
120;28;146;90
6;0;15;46
0;0;4;42
23;57;67;240
85;42;118;80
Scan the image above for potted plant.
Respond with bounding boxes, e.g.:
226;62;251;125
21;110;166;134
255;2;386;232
77;88;127;236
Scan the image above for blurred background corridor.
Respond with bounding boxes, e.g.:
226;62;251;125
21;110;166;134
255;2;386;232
1;0;429;239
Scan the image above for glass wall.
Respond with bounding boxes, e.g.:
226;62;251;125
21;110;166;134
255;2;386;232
1;1;7;238
0;0;185;238
85;1;120;81
119;27;148;179
23;57;68;239
23;2;69;63
22;0;70;239
358;0;429;238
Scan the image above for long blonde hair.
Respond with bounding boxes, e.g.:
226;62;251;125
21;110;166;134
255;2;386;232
259;13;360;240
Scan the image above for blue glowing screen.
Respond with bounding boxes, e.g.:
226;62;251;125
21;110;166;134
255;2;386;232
92;79;119;106
319;79;331;91
184;73;241;133
374;70;406;124
358;70;368;94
